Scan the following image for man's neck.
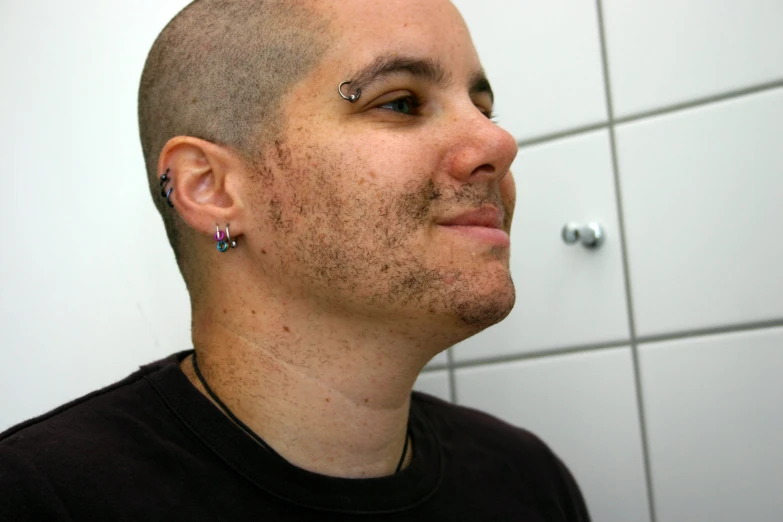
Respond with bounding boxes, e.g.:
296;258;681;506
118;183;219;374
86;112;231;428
180;297;448;478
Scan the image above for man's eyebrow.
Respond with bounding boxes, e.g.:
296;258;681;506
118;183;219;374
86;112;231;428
348;54;449;93
346;54;495;105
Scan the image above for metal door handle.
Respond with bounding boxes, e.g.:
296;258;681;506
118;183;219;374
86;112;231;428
562;222;605;249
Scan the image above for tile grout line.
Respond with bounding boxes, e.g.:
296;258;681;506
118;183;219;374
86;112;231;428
422;318;783;374
637;318;783;345
515;79;783;152
516;121;609;149
594;1;657;521
422;363;449;373
449;340;631;370
614;78;783;125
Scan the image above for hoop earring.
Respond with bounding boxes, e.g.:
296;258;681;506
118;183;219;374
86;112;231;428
215;226;229;252
215;225;238;252
226;225;238;249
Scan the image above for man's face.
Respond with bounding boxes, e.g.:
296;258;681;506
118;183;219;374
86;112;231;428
245;0;518;338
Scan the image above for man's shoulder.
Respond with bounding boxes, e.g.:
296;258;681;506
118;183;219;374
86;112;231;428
412;392;590;520
0;351;183;455
0;351;189;518
411;391;552;456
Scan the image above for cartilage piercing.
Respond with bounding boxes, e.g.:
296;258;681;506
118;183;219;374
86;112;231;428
159;168;174;208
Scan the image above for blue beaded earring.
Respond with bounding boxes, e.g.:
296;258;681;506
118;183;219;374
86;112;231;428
215;225;237;253
215;226;228;252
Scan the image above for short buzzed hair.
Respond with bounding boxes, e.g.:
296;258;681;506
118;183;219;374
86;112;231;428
138;0;329;265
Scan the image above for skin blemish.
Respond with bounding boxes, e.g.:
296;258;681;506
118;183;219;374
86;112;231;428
325;397;331;403
358;178;365;185
223;308;227;314
261;249;267;255
284;326;291;333
364;398;369;404
369;171;377;179
251;310;256;315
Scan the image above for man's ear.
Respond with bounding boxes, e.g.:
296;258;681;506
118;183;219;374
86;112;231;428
157;137;246;238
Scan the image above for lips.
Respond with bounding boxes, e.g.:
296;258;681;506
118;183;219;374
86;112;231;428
436;207;509;246
436;207;505;229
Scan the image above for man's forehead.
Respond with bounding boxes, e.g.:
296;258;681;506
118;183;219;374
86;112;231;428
328;0;467;45
317;0;460;24
311;0;479;83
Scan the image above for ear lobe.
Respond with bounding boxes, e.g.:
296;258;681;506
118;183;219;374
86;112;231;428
157;137;244;237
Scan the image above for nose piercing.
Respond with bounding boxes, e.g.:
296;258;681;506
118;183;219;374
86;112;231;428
338;81;360;103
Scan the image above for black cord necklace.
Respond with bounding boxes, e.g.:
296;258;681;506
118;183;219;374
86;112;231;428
191;352;410;474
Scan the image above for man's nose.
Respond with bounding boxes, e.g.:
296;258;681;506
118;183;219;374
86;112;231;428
442;105;518;185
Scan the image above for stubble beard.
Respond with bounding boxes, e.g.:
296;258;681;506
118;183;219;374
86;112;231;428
257;144;516;335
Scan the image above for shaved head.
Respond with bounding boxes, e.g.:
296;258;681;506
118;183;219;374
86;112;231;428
138;0;329;264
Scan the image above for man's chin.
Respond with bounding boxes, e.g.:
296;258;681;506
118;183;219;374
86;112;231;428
449;280;516;332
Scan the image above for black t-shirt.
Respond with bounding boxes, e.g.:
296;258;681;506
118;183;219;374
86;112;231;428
0;350;590;521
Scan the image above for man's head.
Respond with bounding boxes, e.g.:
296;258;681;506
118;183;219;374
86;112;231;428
139;0;518;344
139;0;330;265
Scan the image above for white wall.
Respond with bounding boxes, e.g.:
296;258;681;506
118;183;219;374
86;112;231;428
0;0;195;429
2;2;782;521
440;1;783;521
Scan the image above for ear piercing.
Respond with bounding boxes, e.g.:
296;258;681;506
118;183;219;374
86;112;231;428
160;168;174;207
158;169;239;252
338;81;360;103
215;225;238;253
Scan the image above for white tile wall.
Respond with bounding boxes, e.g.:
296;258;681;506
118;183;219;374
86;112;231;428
425;350;448;368
413;370;451;403
602;0;783;117
452;0;607;141
639;327;783;522
455;347;650;522
616;88;783;337
453;130;629;362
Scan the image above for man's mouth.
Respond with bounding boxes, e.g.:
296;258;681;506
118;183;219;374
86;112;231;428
436;207;510;246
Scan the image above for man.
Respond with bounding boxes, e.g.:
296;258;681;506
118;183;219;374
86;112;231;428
0;0;589;520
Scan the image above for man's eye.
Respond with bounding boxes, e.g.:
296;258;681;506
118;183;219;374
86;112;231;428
479;107;496;121
378;96;419;115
